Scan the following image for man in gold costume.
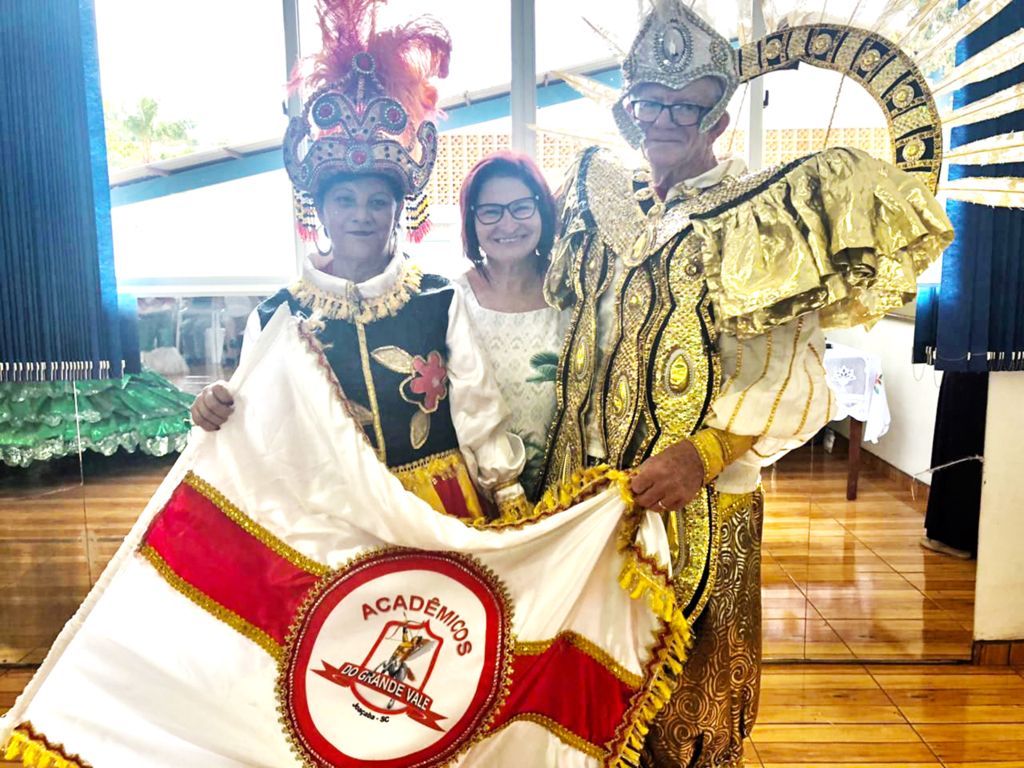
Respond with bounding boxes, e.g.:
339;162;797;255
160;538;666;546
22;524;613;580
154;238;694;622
539;2;953;765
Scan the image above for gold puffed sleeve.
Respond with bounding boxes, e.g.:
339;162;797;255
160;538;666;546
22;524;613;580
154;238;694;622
691;147;954;338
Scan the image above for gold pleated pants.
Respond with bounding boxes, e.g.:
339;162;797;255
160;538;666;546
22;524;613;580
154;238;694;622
643;492;764;768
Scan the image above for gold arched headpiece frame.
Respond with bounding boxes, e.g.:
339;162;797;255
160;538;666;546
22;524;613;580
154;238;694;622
738;23;943;194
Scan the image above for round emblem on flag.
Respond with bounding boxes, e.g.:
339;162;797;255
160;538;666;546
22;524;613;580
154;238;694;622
278;550;512;768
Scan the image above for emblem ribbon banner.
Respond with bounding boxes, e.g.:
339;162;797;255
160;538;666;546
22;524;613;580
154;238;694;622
1;308;686;768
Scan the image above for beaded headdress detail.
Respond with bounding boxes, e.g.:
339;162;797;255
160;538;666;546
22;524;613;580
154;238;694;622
283;0;451;242
612;0;738;146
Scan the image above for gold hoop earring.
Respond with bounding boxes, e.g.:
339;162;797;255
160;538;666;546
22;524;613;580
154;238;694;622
315;226;331;258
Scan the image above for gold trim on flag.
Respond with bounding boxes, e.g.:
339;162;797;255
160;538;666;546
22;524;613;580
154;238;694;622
139;544;285;661
3;722;90;768
182;471;329;577
514;632;642;689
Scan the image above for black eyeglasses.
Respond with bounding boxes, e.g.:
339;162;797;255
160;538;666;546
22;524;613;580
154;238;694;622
472;196;538;225
626;99;709;127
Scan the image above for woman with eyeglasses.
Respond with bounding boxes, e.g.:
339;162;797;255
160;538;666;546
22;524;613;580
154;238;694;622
456;152;562;500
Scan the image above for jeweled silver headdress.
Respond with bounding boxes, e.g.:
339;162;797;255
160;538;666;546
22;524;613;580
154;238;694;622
613;0;739;146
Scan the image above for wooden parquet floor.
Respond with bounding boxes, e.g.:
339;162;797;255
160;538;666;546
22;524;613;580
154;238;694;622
762;446;975;662
1;443;1004;763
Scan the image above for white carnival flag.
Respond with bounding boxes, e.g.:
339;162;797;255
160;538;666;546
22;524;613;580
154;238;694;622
1;308;689;768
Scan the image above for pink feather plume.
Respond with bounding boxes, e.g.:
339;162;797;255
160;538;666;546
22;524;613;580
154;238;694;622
290;0;452;131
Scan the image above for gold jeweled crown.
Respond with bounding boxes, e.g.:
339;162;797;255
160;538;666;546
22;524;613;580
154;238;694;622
613;0;739;146
283;1;451;243
283;51;438;203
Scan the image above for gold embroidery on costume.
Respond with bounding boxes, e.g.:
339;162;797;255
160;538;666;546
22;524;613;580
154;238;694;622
356;323;387;463
796;355;817;436
495;491;532;522
540;232;615;488
371;344;451;448
763;316;805;434
726;332;772;434
602;264;655;466
738;23;943;192
390;449;484;520
643;492;764;768
291;261;423;324
646;239;722;461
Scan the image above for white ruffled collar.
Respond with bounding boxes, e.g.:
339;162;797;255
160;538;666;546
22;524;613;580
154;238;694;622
300;251;405;300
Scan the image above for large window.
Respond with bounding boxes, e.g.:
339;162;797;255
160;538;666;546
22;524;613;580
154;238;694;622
113;170;297;295
96;0;288;172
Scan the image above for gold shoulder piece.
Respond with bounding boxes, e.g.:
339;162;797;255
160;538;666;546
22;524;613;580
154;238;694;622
580;149;647;263
691;147;953;337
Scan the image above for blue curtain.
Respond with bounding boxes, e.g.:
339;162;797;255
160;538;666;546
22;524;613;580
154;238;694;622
913;0;1024;371
0;0;139;382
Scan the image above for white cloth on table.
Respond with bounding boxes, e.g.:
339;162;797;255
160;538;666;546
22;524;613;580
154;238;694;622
822;340;891;444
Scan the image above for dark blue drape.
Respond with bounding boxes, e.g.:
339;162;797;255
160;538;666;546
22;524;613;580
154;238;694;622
0;0;139;381
914;0;1024;371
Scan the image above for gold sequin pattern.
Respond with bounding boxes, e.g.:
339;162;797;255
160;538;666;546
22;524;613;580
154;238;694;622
648;236;721;461
673;490;717;621
893;105;935;136
642;492;764;768
290;261;423;324
538;229;615;491
602;265;656;466
585;151;648;264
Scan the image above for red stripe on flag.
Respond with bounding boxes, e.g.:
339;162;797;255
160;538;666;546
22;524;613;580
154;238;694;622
490;635;636;751
144;483;320;645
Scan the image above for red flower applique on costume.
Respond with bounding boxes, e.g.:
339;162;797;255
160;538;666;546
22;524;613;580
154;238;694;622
408;351;448;413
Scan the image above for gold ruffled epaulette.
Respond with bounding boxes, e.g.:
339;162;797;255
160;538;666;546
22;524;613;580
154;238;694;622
691;147;954;337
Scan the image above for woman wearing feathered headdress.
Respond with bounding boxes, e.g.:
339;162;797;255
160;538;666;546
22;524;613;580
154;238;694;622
191;0;527;521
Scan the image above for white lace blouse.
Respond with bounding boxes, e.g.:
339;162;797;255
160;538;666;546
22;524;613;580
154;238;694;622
455;273;564;499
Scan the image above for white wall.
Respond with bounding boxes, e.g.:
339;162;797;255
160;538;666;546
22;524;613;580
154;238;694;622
826;317;943;485
974;373;1024;640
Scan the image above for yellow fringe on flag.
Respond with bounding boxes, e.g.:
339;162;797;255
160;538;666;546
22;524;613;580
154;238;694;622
3;727;88;768
609;540;694;766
